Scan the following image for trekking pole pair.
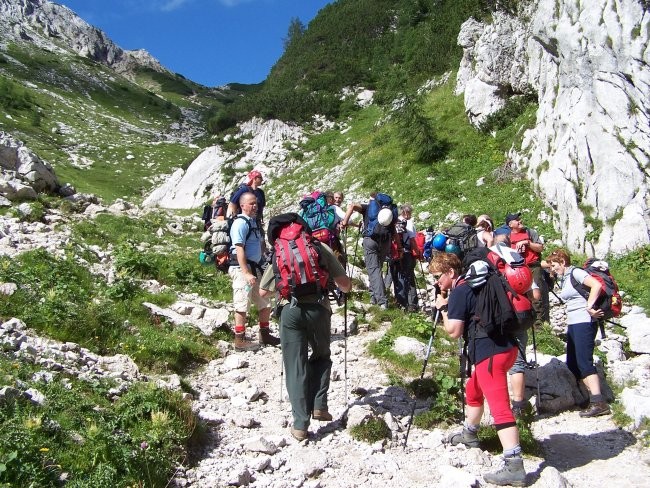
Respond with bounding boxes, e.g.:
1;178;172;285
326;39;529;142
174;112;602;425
403;305;441;449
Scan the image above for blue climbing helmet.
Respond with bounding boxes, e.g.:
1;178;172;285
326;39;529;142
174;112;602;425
432;233;447;251
445;243;461;256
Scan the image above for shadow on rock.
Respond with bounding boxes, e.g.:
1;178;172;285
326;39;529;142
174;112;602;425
529;429;636;478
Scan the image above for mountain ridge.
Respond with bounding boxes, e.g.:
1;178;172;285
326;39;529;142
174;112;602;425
1;0;170;81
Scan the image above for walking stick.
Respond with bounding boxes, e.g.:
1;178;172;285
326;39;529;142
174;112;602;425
341;224;350;406
403;307;441;449
458;337;467;422
344;290;348;406
530;324;541;413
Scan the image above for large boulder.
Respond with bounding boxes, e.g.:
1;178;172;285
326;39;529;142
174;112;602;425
0;132;59;196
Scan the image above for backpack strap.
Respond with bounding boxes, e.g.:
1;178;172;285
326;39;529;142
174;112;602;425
569;268;589;300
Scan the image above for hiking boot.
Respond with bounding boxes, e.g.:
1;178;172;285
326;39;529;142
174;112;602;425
291;427;308;441
448;428;480;448
579;401;610;418
312;409;333;421
258;328;280;346
233;333;260;352
483;456;527;487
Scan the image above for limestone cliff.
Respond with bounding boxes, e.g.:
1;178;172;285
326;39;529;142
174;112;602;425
456;0;649;255
0;0;166;78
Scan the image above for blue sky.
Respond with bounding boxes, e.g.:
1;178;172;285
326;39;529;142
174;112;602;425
55;0;333;87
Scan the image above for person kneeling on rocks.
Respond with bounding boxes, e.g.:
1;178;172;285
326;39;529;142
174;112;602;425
430;252;527;487
259;214;351;442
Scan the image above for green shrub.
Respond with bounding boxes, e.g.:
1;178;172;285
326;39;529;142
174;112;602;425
413;372;463;428
0;365;198;487
350;416;391;443
479;92;538;134
533;322;565;356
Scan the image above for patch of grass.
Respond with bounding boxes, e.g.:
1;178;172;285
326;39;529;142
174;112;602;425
0;360;200;487
0;248;221;373
533;322;565;356
350;416;391;443
610;245;650;311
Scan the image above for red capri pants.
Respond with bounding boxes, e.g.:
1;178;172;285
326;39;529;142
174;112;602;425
465;347;518;427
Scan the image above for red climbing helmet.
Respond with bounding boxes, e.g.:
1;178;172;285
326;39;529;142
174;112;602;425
503;264;533;295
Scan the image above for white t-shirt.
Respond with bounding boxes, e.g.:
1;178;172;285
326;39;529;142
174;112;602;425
558;266;591;325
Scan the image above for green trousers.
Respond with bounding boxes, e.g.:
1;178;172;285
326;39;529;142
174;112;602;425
279;302;332;430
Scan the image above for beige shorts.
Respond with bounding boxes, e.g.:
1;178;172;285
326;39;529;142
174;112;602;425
229;266;270;313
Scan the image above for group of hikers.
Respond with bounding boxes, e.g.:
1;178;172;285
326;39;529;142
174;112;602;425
201;169;616;487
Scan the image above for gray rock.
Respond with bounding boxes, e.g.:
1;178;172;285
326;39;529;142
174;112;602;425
392;336;428;360
241;436;279;455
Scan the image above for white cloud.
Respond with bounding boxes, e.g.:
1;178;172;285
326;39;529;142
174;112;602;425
160;0;192;11
218;0;256;6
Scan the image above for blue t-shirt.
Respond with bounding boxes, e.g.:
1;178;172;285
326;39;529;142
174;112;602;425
229;215;263;265
230;185;266;220
448;281;515;366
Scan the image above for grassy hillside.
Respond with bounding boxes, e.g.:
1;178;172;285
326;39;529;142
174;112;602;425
268;74;555;238
0;41;247;202
208;0;488;129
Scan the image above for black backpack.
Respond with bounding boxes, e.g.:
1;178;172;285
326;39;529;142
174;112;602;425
444;222;478;259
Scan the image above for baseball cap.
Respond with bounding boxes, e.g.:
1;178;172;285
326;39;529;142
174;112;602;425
505;212;521;225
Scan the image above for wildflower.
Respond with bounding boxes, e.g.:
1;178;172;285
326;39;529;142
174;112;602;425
39;447;49;452
140;441;148;450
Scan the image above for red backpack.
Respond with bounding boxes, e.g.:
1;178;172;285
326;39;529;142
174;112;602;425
413;231;426;259
267;213;330;302
570;259;622;319
463;245;535;335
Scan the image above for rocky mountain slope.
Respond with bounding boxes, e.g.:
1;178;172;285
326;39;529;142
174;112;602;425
1;0;166;79
456;0;650;256
142;0;650;257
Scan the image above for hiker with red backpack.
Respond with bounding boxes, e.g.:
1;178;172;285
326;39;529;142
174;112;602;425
259;213;351;441
506;212;549;327
228;192;280;351
341;192;399;309
388;204;420;311
430;251;527;486
547;249;612;417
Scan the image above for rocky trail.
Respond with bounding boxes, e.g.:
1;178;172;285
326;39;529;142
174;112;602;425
173;310;650;488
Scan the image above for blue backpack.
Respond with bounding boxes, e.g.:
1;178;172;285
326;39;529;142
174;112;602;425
364;193;397;241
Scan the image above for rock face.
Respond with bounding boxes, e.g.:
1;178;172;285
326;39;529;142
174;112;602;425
0;131;59;199
143;118;306;209
0;0;166;78
456;0;650;255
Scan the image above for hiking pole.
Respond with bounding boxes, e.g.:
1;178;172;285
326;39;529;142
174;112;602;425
279;354;284;405
459;337;466;420
344;290;349;406
403;307;441;449
530;325;541;413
